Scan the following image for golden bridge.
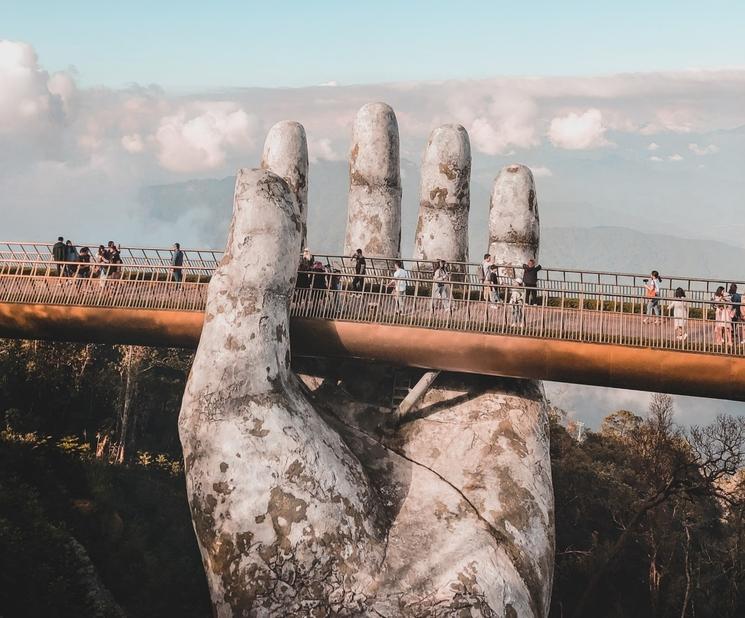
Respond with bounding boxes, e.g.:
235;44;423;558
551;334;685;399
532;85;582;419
1;242;744;401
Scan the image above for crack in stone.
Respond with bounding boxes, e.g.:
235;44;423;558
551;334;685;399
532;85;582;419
323;408;544;617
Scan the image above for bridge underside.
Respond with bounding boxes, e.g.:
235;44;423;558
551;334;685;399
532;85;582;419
2;302;744;402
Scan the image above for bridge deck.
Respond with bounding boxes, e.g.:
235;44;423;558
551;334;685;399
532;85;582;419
1;247;743;401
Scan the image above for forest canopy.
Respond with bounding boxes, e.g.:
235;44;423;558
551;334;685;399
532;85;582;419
0;340;743;617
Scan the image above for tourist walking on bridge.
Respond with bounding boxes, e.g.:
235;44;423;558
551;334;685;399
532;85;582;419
481;254;493;300
432;259;451;312
106;242;122;279
64;241;79;277
95;245;108;284
729;284;741;344
351;249;366;292
76;247;92;279
522;259;542;305
52;237;66;276
171;243;184;283
712;286;733;346
388;260;408;315
488;264;501;305
668;287;689;342
643;270;662;323
509;278;525;327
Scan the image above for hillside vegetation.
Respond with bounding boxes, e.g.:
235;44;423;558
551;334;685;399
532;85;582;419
1;340;744;617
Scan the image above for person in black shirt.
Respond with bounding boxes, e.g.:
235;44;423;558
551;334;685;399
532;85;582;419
488;264;501;304
64;240;79;276
77;247;92;279
106;241;122;278
522;259;542;305
351;249;366;292
52;237;66;276
171;243;184;283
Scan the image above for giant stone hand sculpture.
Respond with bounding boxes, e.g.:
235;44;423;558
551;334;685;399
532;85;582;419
179;106;554;617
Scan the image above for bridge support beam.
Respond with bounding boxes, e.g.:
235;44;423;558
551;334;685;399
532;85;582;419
394;370;440;421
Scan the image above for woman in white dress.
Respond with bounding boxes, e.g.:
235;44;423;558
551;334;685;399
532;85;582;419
712;286;733;346
667;287;689;342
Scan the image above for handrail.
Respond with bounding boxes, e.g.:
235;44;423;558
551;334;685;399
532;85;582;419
1;251;742;303
2;241;744;293
1;266;742;357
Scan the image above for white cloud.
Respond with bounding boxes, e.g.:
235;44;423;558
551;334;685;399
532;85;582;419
647;142;660;151
0;40;76;133
688;143;719;156
468;93;540;155
308;137;341;163
548;108;612;150
668;153;684;161
640;107;698;134
649;155;663;162
319;81;338;87
531;165;553;177
121;133;145;153
154;102;257;172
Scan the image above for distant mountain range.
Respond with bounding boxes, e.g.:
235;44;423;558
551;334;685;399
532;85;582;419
139;165;745;283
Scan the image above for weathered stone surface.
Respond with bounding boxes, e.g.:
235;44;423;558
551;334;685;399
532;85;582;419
180;115;554;617
389;374;553;616
488;164;540;266
260;120;309;250
344;102;402;257
414;124;471;266
298;366;554;617
178;169;382;617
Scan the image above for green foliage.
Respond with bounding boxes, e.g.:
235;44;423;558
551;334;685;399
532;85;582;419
550;404;745;618
2;338;744;617
0;429;210;618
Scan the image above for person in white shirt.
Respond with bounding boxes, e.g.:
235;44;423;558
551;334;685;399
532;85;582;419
388;260;409;314
509;277;525;326
481;253;492;300
712;286;733;346
667;287;689;341
643;270;662;324
432;259;451;312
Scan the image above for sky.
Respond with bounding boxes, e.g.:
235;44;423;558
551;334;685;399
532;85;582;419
3;1;745;88
1;5;744;426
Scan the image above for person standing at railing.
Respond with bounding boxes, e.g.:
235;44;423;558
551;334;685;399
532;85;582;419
481;253;493;300
64;240;79;277
52;237;66;277
171;243;184;283
297;249;313;292
95;245;109;283
509;278;525;327
712;286;733;346
106;242;122;279
351;248;366;292
329;267;342;315
668;287;689;342
522;259;542;305
729;284;741;345
643;270;662;324
310;261;327;306
488;264;501;305
432;259;451;312
76;247;92;279
388;260;409;315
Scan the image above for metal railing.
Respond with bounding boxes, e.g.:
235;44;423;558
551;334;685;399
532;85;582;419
0;242;221;278
292;272;745;357
2;241;744;302
1;260;743;358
